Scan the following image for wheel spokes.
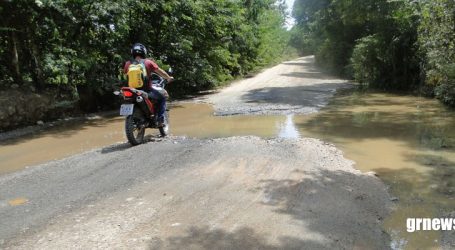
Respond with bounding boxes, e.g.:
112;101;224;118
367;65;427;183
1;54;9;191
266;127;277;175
133;119;145;140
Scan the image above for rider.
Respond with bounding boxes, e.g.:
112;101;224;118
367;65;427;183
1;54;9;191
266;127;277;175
123;43;173;126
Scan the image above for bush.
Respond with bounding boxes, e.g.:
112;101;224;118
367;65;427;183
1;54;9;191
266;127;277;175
419;0;455;106
434;65;455;106
350;35;385;86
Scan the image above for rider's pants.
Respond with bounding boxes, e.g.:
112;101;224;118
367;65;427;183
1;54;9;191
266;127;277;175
147;88;166;121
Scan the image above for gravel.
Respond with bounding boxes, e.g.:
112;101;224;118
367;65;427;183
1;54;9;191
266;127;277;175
1;136;392;249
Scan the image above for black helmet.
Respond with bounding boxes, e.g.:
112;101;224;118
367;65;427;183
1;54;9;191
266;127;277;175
131;43;147;58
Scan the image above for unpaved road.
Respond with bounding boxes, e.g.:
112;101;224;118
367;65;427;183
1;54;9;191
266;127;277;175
1;138;391;249
0;57;392;249
208;56;350;115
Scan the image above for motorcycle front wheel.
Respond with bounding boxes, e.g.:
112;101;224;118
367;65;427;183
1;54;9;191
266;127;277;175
125;109;146;146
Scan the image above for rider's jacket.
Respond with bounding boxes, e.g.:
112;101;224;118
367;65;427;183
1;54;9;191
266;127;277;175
123;59;159;91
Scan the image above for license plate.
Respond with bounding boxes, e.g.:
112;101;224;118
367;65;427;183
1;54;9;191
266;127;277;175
120;104;134;116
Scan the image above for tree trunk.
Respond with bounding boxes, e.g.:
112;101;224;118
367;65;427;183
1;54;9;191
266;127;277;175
10;31;23;85
30;39;45;91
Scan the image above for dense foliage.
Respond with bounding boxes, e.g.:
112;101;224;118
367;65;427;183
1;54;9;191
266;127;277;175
0;0;293;111
419;0;455;105
291;0;455;105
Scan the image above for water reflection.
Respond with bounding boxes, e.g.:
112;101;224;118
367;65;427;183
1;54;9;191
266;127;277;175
293;90;455;249
170;103;285;139
278;115;300;139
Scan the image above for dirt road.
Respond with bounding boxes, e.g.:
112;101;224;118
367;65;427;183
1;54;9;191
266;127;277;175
0;57;392;249
208;56;350;115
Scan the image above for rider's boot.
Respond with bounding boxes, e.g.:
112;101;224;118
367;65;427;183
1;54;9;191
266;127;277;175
156;115;165;127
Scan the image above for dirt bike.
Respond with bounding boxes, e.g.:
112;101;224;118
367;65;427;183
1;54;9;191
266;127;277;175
115;74;171;146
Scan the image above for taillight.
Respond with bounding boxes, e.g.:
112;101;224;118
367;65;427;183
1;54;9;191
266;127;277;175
123;91;133;97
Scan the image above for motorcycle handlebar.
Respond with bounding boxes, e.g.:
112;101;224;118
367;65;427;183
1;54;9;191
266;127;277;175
152;73;172;87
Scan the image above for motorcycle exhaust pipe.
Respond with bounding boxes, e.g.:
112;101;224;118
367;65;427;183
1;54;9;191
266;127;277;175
135;96;152;116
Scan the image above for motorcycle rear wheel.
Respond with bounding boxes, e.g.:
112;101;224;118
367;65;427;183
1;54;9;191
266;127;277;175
125;109;146;146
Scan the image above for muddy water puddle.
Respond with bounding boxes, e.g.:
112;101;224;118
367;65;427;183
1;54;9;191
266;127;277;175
1;91;454;249
0;117;126;174
0;104;291;174
293;91;455;249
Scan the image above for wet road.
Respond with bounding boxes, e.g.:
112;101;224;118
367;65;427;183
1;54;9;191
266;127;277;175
0;57;388;249
1;56;454;249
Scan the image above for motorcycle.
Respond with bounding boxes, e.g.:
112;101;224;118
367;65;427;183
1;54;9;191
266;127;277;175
114;73;171;146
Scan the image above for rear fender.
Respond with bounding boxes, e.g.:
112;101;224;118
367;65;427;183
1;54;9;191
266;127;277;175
121;87;155;114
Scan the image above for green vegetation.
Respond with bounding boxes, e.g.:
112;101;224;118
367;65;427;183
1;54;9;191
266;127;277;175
419;0;455;105
0;0;294;111
291;0;455;106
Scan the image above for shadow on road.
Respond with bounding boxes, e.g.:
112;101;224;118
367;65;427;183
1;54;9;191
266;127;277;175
150;226;323;250
149;168;391;249
100;135;165;154
258;169;391;249
280;72;336;80
281;61;315;67
241;84;340;108
100;143;131;154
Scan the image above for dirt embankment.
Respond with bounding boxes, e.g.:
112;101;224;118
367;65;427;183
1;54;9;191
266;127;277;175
0;89;78;132
0;85;118;132
0;90;52;131
1;137;392;249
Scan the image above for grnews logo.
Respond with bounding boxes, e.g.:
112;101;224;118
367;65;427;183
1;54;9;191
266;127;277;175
407;218;455;232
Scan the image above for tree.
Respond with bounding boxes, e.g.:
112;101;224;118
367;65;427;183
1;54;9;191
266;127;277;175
419;0;455;105
0;0;293;110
